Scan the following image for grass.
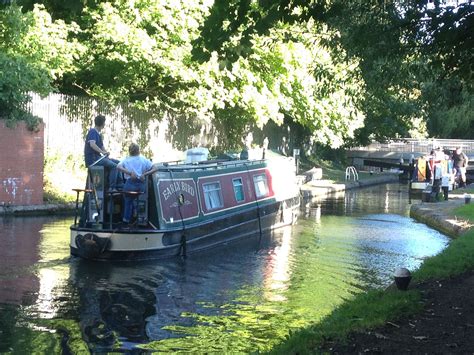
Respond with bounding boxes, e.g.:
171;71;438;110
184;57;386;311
413;200;474;280
269;194;474;354
316;160;347;182
269;289;422;354
453;202;474;223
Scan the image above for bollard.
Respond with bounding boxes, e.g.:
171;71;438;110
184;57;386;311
394;268;412;291
465;194;471;204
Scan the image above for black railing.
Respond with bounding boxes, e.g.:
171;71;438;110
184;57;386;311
155;159;266;172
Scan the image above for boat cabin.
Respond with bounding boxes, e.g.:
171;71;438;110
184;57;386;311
74;158;292;232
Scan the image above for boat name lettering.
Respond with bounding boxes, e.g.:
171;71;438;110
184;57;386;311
162;181;195;201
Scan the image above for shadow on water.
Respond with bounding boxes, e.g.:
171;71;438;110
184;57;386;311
0;183;450;353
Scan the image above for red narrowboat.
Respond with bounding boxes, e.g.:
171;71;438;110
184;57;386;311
70;156;300;260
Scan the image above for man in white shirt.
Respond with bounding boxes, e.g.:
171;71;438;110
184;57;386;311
117;143;157;224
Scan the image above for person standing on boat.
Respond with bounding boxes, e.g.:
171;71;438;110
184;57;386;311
84;115;121;190
117;143;157;224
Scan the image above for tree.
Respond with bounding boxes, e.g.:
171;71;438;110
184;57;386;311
4;0;368;148
405;1;474;138
9;0;470;147
54;0;366;148
192;0;474;142
0;2;81;128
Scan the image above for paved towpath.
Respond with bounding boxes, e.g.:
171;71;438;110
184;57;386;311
410;194;473;237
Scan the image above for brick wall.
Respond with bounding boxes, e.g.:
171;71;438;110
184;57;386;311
0;121;44;205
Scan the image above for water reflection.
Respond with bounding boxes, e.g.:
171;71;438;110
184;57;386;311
263;227;292;301
67;234;301;352
70;260;158;351
310;183;410;217
0;217;44;305
0;184;450;353
0;217;72;353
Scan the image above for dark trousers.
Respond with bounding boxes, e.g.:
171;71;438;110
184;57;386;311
122;178;145;222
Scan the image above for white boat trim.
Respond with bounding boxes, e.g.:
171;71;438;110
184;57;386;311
71;230;165;251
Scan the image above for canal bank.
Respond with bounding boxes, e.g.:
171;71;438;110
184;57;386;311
0;202;76;216
410;195;473;237
271;189;474;354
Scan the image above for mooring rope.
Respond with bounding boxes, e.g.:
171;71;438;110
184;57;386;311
167;168;187;257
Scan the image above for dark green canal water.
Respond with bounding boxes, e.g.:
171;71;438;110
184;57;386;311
0;183;449;353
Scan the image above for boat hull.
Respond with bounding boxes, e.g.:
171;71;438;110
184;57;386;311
70;197;299;261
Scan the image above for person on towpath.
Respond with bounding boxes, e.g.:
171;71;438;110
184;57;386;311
452;146;469;187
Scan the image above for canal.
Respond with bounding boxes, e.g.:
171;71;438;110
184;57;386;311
0;183;449;353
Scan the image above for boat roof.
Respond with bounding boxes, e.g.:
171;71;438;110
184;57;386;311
153;158;266;172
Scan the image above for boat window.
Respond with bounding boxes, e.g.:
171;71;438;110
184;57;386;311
203;182;224;210
253;174;269;198
232;178;245;202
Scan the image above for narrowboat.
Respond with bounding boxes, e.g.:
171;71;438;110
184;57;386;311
70;155;300;260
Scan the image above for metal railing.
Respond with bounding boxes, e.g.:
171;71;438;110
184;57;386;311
157;158;267;172
345;166;359;181
351;139;474;155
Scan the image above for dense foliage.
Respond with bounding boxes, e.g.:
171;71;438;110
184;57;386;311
403;1;474;139
0;3;80;128
59;0;366;149
1;0;472;145
193;0;473;142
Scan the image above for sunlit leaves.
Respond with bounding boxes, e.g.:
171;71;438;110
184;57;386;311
0;3;78;125
60;0;364;148
3;0;369;147
23;5;83;79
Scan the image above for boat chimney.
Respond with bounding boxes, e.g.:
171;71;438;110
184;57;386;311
262;137;269;159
